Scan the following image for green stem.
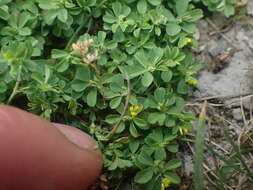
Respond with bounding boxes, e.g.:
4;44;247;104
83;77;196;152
7;65;22;104
105;72;131;140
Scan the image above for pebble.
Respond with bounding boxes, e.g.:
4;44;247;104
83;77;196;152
232;108;243;121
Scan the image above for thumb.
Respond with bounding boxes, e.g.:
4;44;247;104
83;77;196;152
0;105;102;190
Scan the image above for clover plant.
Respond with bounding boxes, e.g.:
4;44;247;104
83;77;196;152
0;0;237;189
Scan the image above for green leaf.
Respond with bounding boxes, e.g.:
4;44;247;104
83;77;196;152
0;81;7;93
154;88;166;103
130;123;139;137
167;144;179;153
154;147;166;160
142;179;161;190
18;12;31;28
116;122;125;133
176;0;189;16
111;24;119;33
129;140;140;153
162;8;175;22
181;22;196;33
166;22;181;36
117;158;133;168
105;114;120;124
0;5;9;20
52;49;69;59
164;159;182;170
71;80;88;92
183;9;203;22
130;95;138;105
224;4;235;17
105;40;118;49
98;31;106;42
43;10;58;24
142;72;153;87
164;172;181;184
38;0;58;9
176;97;185;111
125;64;147;79
104;89;120;99
177;80;188;94
147;0;161;6
75;66;91;82
165;118;176;127
134;118;149;130
112;2;122;17
87;88;97;107
134;49;149;67
57;8;68;22
19;27;32;36
148;112;166;125
137;0;147;14
146;129;163;144
161;70;173;82
178;37;187;48
110;96;122;109
138;151;154;166
103;13;116;23
134;168;154;184
155;26;161;36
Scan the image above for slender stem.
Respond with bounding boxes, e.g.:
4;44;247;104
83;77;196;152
106;73;131;140
7;66;22;104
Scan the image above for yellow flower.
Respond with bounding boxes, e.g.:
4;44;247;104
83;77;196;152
161;183;165;190
161;179;171;190
134;105;140;111
179;127;189;135
186;38;193;43
130;111;138;117
130;105;140;117
187;79;198;86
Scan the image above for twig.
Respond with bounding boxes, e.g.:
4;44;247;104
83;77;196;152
240;95;248;126
205;18;238;50
196;92;252;101
105;73;131;140
237;95;248;147
236;173;248;190
188;133;230;155
187;102;225;107
208;24;232;36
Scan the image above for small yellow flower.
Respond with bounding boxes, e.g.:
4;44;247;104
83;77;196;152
161;183;165;190
179;127;189;135
161;179;171;190
130;105;140;117
130;111;138;117
186;38;193;43
133;105;140;111
187;79;198;86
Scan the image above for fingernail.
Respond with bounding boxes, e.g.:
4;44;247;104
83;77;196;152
53;123;99;151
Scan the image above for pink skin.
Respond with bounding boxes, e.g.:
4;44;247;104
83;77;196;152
0;105;102;190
